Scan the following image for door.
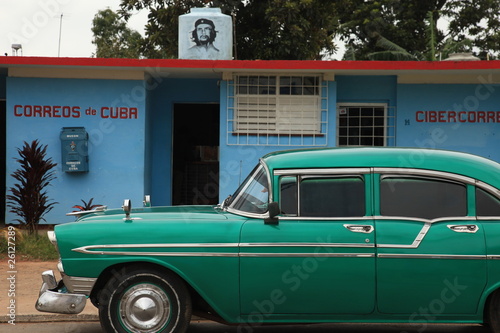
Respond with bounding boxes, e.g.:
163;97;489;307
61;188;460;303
240;171;376;315
374;173;487;315
172;103;219;205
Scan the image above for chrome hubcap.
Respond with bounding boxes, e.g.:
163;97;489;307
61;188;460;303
120;283;171;333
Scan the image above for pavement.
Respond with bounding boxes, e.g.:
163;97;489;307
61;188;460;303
0;261;99;324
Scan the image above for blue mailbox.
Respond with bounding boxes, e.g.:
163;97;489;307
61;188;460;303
60;127;89;172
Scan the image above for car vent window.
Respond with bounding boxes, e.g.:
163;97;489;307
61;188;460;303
380;177;466;220
230;164;269;214
477;188;500;217
299;177;365;217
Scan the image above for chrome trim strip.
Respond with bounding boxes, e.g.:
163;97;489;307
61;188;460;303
279;216;373;221
378;253;485;260
75;243;240;250
374;168;475;185
225;207;268;219
240;242;374;248
77;245;490;257
74;242;373;250
73;248;239;257
487;255;500;260
274;168;371;176
376;217;477;249
297;175;301;216
280;215;475;224
375;216;476;224
478;217;500;221
240;253;375;258
261;159;273;203
476;180;500;199
72;249;376;258
73;243;240;256
377;222;431;249
73;242;375;256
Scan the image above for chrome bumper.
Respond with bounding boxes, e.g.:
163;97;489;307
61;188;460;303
35;270;87;314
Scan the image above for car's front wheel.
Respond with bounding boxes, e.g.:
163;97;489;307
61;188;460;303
98;266;192;333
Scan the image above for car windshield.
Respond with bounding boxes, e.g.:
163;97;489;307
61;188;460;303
229;164;269;214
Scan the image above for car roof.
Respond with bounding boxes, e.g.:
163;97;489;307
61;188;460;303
262;147;500;188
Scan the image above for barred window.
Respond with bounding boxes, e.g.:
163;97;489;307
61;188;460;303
336;104;395;147
227;75;328;146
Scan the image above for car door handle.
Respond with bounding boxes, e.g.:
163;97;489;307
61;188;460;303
447;224;479;233
344;224;374;234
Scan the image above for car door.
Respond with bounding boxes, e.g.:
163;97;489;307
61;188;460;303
374;170;488;316
239;169;376;315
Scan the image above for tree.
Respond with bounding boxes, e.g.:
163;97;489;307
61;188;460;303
92;8;144;58
338;0;500;60
6;141;58;235
118;0;339;60
337;0;448;60
236;0;339;60
363;10;473;61
443;0;500;59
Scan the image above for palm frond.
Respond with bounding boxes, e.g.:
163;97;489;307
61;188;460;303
367;50;418;61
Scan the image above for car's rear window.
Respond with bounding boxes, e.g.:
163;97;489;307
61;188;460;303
476;188;500;217
380;177;466;220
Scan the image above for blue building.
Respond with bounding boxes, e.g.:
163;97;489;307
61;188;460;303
1;57;499;224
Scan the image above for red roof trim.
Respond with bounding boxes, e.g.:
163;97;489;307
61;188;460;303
1;56;500;71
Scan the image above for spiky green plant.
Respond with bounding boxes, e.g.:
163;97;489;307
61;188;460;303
6;140;58;235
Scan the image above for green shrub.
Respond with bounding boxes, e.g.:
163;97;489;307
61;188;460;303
0;228;58;261
17;232;59;261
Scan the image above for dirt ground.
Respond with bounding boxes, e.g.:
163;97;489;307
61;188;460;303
0;261;98;319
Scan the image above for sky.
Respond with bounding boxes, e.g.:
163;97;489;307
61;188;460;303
0;0;148;58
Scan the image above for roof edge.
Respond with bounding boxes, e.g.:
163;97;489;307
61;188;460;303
2;56;500;72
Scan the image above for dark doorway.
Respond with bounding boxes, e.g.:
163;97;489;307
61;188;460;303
1;100;6;223
172;104;219;205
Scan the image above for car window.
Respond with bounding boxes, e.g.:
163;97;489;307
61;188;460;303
230;164;269;214
380;177;466;220
280;176;298;216
279;176;365;218
476;188;500;217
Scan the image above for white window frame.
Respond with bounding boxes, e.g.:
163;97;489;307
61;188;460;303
336;103;393;147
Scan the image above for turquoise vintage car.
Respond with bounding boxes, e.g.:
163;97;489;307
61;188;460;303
37;147;500;333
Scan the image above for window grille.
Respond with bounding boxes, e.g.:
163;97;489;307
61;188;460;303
227;75;328;146
336;104;396;147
